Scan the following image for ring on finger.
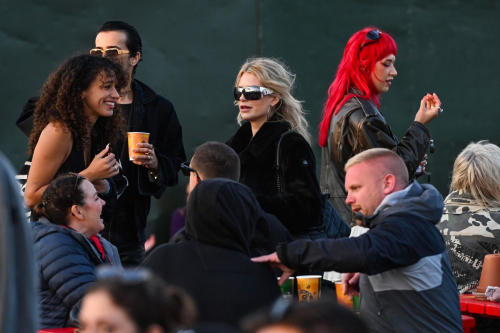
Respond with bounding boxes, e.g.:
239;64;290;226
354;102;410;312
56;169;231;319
114;164;118;171
148;155;152;161
438;107;444;113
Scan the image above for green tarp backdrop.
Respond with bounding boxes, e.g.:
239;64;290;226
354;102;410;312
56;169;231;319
1;1;499;243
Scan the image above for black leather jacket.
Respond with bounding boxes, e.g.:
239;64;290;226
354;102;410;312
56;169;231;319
320;96;431;223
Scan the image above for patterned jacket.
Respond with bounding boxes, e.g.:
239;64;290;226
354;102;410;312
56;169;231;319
437;190;500;293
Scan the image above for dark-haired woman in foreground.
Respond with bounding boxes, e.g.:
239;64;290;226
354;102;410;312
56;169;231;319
318;27;443;223
79;267;196;333
31;174;121;328
24;54;126;211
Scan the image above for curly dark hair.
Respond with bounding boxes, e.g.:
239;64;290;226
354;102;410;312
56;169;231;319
28;54;127;155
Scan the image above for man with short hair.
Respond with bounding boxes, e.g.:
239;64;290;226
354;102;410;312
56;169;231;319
185;141;241;193
254;148;462;333
93;21;185;265
173;141;293;255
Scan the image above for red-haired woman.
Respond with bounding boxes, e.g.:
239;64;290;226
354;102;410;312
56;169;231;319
319;27;442;224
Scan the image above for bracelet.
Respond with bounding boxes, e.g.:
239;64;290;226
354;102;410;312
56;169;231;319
103;180;111;196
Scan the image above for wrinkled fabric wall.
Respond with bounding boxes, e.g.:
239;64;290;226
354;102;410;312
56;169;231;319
1;1;499;243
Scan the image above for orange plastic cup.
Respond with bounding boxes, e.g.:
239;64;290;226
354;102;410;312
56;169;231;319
128;132;150;161
335;282;353;309
296;275;322;302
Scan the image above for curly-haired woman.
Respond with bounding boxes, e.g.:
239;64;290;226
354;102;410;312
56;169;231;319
318;27;443;224
24;54;127;210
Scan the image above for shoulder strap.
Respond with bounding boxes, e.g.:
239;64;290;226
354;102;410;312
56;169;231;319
276;129;293;193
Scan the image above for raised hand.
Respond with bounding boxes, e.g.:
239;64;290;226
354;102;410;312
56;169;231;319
81;144;120;182
252;252;296;285
414;93;443;126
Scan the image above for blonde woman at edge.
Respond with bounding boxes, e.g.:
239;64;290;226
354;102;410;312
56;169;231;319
437;141;500;295
226;58;322;238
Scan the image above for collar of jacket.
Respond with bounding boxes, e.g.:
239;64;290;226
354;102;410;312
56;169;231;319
230;115;291;158
120;79;158;167
355;182;422;229
133;79;157;105
444;190;500;213
334;95;380;121
36;217;105;264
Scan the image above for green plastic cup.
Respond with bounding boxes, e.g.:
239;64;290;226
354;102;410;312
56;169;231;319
353;295;360;313
278;277;295;301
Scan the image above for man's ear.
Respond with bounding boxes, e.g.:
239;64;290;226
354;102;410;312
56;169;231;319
382;174;396;195
130;52;141;67
70;205;84;220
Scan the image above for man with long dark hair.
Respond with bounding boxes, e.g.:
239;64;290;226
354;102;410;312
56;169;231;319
91;21;185;265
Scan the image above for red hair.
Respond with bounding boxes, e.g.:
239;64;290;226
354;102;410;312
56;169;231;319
318;27;397;147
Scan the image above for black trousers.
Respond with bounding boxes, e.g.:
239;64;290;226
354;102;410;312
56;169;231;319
118;242;146;267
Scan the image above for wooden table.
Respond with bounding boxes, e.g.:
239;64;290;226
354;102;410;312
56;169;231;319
460;294;500;318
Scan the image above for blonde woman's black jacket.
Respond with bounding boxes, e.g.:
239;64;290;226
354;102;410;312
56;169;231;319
227;117;322;236
320;96;431;223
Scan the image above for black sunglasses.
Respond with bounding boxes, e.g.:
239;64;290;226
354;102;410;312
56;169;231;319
360;29;381;48
97;266;152;285
68;172;86;203
233;86;274;101
181;161;201;182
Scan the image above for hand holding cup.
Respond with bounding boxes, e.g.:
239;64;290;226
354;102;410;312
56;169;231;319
128;132;158;170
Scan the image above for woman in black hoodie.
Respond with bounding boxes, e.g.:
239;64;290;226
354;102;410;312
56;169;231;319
141;178;281;327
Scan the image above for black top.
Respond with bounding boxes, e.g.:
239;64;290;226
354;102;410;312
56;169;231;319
108;103;138;246
142;179;281;327
103;80;186;248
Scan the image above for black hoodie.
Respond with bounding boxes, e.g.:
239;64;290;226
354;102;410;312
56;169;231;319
142;179;281;327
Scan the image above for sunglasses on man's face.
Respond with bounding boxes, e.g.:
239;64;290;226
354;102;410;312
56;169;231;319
181;161;201;182
233;86;274;101
360;29;381;49
89;48;130;58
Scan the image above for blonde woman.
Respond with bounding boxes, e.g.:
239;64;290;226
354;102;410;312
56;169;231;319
226;58;322;237
437;141;500;294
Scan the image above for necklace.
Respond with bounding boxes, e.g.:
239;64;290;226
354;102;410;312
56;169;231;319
121;86;132;95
